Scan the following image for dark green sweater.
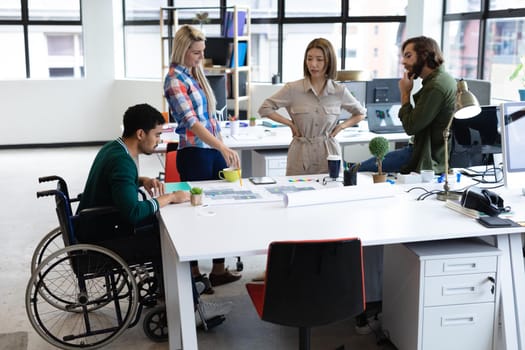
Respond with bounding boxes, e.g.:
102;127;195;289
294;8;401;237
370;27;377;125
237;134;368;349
78;138;159;225
399;66;457;174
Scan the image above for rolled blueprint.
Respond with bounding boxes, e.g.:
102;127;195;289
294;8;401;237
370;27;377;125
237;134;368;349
283;182;395;208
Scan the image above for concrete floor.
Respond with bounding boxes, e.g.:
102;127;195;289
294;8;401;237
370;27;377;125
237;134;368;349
0;146;395;350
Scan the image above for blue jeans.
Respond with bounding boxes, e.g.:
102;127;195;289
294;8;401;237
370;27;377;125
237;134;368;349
359;145;413;173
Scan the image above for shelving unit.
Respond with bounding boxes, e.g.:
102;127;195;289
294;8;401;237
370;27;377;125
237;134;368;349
160;6;251;119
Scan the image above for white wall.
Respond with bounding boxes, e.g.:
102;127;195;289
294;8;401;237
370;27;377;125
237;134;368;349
0;0;164;146
0;1;431;147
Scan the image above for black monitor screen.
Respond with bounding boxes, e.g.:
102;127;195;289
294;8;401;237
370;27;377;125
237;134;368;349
205;37;232;66
452;105;500;146
365;78;400;104
450;105;501;168
501;101;525;173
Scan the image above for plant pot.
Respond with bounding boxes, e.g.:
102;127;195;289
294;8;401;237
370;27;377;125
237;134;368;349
190;194;203;206
519;89;525;101
372;173;387;183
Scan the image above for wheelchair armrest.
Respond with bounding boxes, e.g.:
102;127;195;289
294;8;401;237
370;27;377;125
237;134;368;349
78;206;120;218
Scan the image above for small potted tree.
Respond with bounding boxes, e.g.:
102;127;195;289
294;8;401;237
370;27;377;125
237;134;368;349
368;136;390;183
190;187;203;206
509;55;525;101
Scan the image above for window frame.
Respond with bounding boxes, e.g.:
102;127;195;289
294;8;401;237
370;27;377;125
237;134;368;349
122;0;406;80
0;0;83;79
442;0;525;80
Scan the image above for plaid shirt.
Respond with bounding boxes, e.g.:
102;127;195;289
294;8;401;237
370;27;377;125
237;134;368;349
164;64;221;149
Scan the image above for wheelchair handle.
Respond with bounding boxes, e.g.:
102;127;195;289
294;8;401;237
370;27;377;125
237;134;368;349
37;190;58;198
39;175;63;183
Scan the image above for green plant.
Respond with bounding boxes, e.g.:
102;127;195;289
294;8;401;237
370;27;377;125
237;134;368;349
509;55;525;87
368;136;390;175
190;187;203;195
193;12;210;26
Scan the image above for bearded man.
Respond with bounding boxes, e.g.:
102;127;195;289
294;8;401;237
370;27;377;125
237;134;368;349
360;36;457;174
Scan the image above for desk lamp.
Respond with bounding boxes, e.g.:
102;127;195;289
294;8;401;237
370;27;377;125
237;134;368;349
437;79;481;201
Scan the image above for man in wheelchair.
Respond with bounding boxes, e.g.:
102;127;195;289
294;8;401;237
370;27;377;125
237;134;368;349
76;103;233;328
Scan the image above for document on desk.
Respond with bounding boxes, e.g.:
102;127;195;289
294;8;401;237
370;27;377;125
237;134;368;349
283;183;395;208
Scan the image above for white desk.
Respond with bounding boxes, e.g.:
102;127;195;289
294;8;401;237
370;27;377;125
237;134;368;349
158;122;410;176
159;121;409;150
159;177;525;350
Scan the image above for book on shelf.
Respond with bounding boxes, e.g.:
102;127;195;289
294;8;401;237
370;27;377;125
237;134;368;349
222;11;246;37
229;42;247;68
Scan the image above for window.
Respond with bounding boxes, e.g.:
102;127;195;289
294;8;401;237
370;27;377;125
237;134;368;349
442;0;525;101
123;0;406;82
345;22;406;79
0;1;83;79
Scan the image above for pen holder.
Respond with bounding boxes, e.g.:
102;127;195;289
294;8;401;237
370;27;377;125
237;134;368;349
343;169;357;186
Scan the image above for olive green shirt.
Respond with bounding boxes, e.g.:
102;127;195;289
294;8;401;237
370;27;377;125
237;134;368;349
399;66;457;174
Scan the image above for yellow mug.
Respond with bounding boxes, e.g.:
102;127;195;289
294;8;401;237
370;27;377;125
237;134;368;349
218;168;241;182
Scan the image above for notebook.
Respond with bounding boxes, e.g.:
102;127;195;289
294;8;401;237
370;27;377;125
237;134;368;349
366;103;405;134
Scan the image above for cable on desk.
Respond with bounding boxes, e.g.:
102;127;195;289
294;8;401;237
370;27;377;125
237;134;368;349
460;165;504;184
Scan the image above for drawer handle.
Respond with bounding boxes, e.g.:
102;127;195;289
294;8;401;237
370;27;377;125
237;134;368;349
443;262;477;272
442;285;477;295
441;314;477;326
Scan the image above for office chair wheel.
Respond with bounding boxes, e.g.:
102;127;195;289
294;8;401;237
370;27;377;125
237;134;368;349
30;226;63;273
236;257;244;272
26;244;139;350
143;306;168;342
138;276;159;307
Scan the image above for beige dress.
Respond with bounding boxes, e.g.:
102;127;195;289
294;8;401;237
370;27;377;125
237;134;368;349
258;78;366;175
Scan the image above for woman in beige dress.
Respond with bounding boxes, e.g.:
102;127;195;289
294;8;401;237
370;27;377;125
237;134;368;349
258;38;366;175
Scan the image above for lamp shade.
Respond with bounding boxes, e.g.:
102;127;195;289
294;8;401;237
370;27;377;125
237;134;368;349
454;80;481;119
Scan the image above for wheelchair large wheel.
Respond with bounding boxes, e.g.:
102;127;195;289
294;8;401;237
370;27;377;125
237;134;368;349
31;226;63;273
26;244;139;350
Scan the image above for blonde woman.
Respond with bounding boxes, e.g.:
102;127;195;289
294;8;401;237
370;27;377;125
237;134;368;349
164;25;241;291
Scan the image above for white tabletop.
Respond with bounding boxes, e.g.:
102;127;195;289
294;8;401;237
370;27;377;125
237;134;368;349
159;176;525;350
159;176;525;262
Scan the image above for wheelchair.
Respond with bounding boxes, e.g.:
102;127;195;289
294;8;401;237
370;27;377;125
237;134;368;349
26;176;224;349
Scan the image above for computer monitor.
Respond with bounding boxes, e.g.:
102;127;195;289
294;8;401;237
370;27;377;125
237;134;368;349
207;74;227;120
450;105;501;168
339;81;367;121
366;78;400;104
204;37;232;66
500;101;525;187
462;79;491;106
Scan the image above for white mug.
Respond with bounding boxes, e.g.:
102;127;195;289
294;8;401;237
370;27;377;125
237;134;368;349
420;169;434;183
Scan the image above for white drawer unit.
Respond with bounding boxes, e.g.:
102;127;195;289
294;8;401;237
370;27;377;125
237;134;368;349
251;149;288;177
383;238;500;350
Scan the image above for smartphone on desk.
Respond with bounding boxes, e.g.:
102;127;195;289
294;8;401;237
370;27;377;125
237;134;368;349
249;176;277;185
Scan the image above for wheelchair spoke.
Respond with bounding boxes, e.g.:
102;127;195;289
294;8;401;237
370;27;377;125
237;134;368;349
26;245;138;349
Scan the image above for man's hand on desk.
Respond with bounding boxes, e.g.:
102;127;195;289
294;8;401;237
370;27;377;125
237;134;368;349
157;191;190;207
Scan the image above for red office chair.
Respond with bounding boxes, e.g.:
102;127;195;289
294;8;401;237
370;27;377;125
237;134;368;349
163;142;180;183
161;142;244;272
246;238;366;350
